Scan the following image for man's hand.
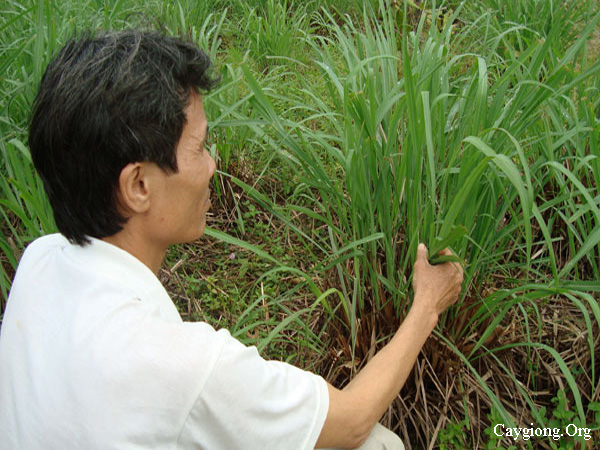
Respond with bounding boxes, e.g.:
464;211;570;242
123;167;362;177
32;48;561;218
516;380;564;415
412;243;464;318
316;242;465;449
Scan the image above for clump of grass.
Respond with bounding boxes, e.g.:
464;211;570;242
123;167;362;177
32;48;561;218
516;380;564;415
236;0;312;69
237;0;600;445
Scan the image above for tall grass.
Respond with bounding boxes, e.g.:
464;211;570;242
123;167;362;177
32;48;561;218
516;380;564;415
238;0;312;68
238;0;600;445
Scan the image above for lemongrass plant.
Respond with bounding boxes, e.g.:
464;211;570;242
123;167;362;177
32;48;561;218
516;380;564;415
237;0;600;444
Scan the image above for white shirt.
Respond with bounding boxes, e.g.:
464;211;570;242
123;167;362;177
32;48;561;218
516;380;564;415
0;234;329;449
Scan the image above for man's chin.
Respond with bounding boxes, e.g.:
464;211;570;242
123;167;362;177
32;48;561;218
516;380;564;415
172;218;207;245
188;222;206;243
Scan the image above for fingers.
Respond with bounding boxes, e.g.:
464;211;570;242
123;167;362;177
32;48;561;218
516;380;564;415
416;243;428;263
438;247;464;277
412;243;465;313
414;243;431;274
415;243;465;282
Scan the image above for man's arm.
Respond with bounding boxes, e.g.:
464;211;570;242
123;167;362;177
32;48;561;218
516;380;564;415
315;244;464;449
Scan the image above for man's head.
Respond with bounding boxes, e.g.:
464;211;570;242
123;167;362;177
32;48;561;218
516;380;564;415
29;30;220;245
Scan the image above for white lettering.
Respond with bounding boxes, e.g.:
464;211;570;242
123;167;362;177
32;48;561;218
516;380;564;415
582;427;591;441
565;424;592;440
493;424;504;437
552;428;562;440
492;423;587;442
565;423;577;437
506;428;520;439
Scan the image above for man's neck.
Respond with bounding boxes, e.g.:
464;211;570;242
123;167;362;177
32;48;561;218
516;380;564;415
102;227;167;275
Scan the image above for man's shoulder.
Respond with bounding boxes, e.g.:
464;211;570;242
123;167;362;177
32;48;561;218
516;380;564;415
20;233;68;262
9;234;66;284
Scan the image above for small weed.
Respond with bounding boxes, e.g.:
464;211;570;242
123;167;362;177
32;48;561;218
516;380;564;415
438;418;470;449
483;406;517;450
544;389;598;449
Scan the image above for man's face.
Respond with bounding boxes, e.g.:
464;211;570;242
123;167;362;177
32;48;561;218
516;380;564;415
147;93;216;246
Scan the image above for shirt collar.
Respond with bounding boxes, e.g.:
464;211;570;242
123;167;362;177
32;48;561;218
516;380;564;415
61;234;180;321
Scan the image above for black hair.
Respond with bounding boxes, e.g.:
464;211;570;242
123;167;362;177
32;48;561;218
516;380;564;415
29;30;220;245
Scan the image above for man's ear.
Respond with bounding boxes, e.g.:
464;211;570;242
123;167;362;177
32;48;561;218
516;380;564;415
117;162;151;214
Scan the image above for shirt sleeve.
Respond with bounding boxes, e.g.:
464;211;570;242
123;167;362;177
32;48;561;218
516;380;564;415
178;329;329;450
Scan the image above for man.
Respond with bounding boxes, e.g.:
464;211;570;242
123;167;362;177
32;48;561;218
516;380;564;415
0;31;463;449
